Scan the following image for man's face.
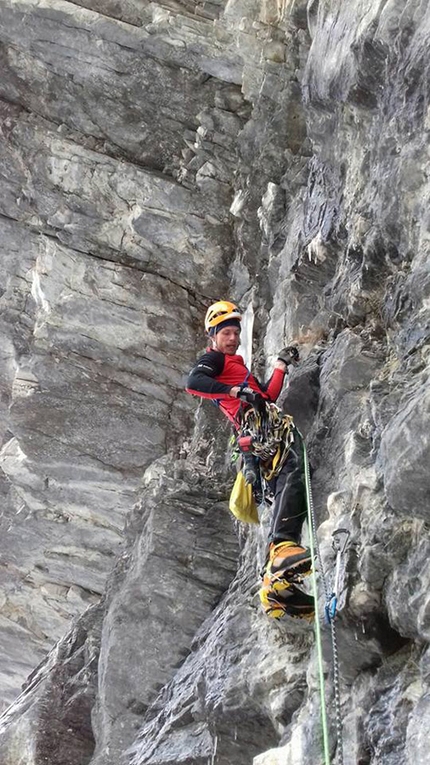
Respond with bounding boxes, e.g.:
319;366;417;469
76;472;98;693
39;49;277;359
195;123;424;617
213;326;241;355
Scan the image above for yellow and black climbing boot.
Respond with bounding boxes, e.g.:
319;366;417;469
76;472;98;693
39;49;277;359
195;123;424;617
267;541;313;582
260;550;295;617
259;581;314;621
259;577;294;618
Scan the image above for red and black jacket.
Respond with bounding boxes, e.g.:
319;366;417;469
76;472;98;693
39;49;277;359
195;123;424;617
186;349;286;426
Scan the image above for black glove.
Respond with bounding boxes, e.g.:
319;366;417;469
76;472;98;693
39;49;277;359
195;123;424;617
277;345;299;367
237;387;265;406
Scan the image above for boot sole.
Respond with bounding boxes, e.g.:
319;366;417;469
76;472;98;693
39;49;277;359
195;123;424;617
273;557;313;583
265;603;315;621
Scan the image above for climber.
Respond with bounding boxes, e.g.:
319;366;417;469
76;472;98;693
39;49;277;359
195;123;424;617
186;300;314;620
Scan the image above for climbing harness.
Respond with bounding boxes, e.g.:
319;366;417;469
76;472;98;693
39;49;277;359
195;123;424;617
302;438;348;765
236;403;295;481
229;403;282;518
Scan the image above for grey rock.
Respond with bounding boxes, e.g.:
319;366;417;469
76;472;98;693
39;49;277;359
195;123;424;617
379;378;430;521
385;529;430;641
405;691;430;765
0;603;102;765
0;0;242;169
0;0;429;764
0;210;207;709
278;355;321;437
127;534;313;765
90;452;240;765
319;330;382;407
0;111;232;293
363;647;421;765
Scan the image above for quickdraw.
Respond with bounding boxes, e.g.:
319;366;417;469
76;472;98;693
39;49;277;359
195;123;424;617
236;403;295;481
325;529;350;624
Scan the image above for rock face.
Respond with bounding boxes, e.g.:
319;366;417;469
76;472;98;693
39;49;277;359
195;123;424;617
0;1;429;764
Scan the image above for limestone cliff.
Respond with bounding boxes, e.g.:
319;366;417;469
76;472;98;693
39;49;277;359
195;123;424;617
0;1;429;764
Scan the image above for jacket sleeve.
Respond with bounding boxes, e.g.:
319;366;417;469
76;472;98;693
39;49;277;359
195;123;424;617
186;351;232;399
258;367;286;402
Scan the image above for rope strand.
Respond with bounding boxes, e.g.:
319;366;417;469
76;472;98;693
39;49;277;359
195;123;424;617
302;437;345;765
331;621;344;765
302;439;331;765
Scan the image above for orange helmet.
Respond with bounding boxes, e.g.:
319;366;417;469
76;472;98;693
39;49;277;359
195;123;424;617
204;300;242;333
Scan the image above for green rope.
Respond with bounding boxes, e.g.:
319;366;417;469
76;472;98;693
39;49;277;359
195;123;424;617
302;438;331;765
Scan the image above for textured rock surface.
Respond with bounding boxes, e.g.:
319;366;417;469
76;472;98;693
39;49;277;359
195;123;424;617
0;603;102;765
0;0;429;764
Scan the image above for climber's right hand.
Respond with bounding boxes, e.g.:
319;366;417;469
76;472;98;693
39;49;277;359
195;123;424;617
277;345;300;367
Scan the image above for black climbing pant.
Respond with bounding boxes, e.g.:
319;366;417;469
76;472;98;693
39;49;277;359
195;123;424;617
267;434;307;545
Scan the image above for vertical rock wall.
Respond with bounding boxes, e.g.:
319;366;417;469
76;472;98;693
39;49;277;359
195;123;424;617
0;1;429;764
